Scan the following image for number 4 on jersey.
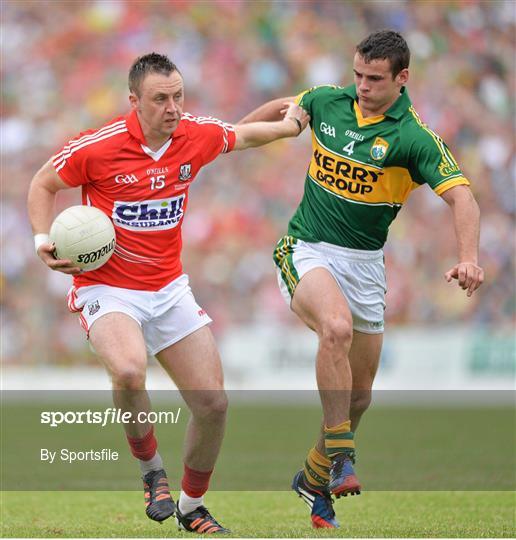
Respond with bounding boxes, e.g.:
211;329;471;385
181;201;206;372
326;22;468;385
342;140;355;156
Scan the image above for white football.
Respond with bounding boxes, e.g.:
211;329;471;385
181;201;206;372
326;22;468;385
49;205;116;271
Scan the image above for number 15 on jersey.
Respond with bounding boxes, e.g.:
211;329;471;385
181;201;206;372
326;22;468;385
150;175;165;190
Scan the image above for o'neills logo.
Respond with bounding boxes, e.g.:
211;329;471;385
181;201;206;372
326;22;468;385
77;239;115;264
438;161;460;177
112;195;185;231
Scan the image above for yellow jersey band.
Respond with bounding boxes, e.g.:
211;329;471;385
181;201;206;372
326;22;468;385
433;176;470;196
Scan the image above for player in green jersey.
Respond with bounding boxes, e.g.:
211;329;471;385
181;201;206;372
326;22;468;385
239;30;484;529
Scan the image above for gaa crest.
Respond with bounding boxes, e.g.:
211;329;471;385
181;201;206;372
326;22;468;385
370;137;389;160
178;163;192;181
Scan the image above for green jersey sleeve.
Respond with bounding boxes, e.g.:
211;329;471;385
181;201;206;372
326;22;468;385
295;85;338;118
406;114;470;195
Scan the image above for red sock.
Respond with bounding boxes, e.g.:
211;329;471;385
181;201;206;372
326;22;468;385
126;426;157;461
181;464;213;498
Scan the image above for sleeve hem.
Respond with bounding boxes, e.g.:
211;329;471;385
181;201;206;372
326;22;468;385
225;128;237;154
54;165;79;188
294;90;308;105
433;176;470;196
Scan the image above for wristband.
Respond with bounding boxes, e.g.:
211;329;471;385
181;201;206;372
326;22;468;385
289;117;303;134
34;233;50;253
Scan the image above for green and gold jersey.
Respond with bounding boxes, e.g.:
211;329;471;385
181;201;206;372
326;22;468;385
289;84;470;250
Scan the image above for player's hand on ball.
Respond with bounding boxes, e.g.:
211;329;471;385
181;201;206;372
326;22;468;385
445;262;484;297
37;243;82;275
283;102;310;134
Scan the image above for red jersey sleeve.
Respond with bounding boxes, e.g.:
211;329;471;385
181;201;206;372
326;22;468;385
182;114;236;166
51;128;99;187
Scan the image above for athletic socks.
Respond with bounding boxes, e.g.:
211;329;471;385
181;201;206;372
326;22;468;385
127;430;215;510
127;426;158;461
303;446;331;488
302;420;356;488
179;464;213;514
126;426;164;474
139;451;164;475
178;491;204;515
324;419;355;461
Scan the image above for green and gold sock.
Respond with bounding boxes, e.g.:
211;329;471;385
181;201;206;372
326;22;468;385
303;446;331;488
324;420;355;461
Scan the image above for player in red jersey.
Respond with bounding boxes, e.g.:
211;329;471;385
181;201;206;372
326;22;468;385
28;53;309;533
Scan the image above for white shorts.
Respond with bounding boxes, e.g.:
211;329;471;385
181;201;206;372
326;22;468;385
273;236;386;334
67;274;212;355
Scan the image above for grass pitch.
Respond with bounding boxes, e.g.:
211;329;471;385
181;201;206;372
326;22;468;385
1;490;515;537
3;401;515;491
1;400;514;537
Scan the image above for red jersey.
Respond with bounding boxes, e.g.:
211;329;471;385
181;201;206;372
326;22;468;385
52;110;236;291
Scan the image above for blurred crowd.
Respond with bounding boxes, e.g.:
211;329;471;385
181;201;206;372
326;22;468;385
1;0;514;364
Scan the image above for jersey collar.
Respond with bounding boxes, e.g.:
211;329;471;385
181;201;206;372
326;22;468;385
343;84;412;120
384;86;411;119
125;109;186;145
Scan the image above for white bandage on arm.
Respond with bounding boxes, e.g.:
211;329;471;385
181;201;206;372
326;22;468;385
34;233;50;253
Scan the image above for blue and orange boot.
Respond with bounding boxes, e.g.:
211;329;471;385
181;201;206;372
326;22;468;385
143;469;176;522
176;505;230;534
292;470;339;529
328;454;361;498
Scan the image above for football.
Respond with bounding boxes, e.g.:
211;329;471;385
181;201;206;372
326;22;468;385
49;205;116;271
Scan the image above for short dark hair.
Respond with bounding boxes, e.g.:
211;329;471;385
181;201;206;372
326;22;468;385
356;30;410;77
128;53;179;96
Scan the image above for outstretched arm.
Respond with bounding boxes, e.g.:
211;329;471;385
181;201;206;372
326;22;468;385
237;96;296;124
233;102;309;151
440;185;484;296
